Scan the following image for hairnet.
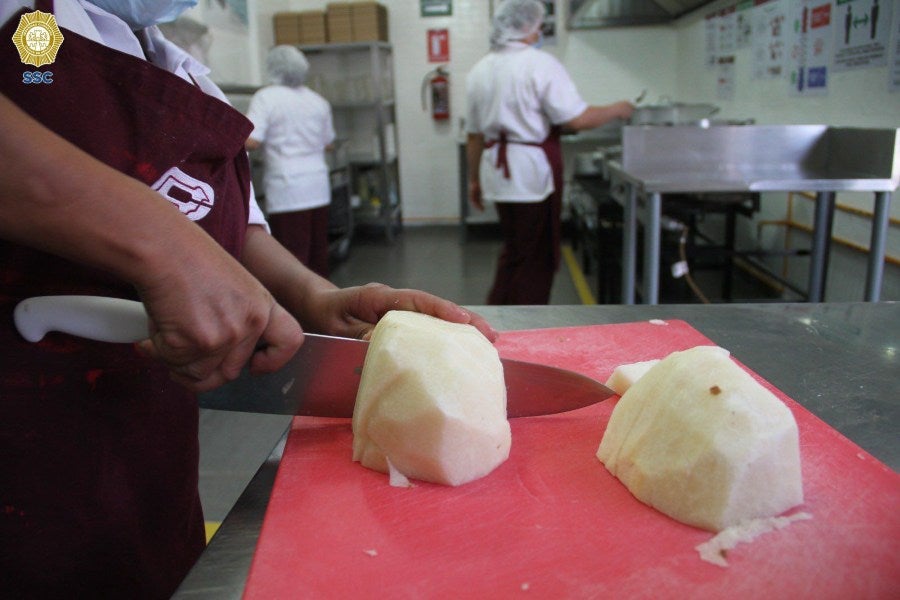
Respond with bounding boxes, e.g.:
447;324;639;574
266;45;310;87
490;0;545;49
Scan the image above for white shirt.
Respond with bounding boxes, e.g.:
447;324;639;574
465;43;587;202
247;85;335;213
0;0;268;228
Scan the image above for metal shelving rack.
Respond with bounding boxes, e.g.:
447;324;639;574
299;41;401;241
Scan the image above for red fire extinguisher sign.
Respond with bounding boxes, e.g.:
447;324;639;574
427;29;449;63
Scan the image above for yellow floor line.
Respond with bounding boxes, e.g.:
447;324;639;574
562;244;596;305
205;521;222;544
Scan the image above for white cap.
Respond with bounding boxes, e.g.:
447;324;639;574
490;0;545;49
266;45;309;87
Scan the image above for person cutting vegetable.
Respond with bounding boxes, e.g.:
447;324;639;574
0;1;496;597
466;0;634;304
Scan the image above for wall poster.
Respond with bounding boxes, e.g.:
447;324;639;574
717;55;737;100
789;0;833;95
735;0;756;48
752;0;789;79
705;12;718;67
427;29;450;62
832;0;893;71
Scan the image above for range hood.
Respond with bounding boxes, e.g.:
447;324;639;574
568;0;716;28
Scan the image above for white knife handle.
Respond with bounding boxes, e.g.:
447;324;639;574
14;295;149;343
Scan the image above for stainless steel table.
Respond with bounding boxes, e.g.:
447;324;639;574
608;126;899;304
175;302;899;598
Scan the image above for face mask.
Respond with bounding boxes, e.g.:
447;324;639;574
87;0;199;30
532;31;544;49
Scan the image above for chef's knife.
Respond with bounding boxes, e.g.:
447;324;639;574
14;296;616;418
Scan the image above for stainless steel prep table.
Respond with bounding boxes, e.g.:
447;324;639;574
608;125;899;304
175;301;899;598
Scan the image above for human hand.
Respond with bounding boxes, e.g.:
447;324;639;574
135;246;303;392
299;282;499;343
616;100;636;121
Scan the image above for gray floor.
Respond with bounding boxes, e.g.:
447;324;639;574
329;224;584;305
197;223;773;524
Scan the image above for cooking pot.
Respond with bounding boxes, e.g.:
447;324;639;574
574;151;603;175
630;100;720;126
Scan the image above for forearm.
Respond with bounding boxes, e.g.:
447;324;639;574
465;133;484;185
564;101;634;132
240;225;338;327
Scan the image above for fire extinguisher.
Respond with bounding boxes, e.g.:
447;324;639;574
421;66;450;121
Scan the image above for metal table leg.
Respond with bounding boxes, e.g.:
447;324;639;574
807;191;836;302
643;192;662;305
865;191;892;302
458;142;468;244
620;183;637;304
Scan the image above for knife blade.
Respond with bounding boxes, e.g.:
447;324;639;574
14;295;616;418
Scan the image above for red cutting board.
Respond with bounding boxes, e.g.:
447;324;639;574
242;320;900;599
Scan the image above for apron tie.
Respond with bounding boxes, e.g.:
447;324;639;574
485;131;545;179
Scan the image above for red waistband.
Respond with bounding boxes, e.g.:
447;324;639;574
484;131;544;179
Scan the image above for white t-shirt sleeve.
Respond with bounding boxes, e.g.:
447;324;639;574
246;182;270;232
536;56;588;125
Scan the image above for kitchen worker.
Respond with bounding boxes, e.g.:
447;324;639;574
0;1;496;598
246;45;335;278
466;0;635;304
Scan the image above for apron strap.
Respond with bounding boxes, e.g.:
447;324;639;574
484;131;546;179
484;127;564;269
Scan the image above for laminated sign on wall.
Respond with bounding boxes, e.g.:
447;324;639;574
427;29;449;62
789;0;833;96
421;0;451;17
832;0;892;70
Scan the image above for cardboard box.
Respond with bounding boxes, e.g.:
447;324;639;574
351;2;388;42
273;12;301;45
326;3;354;43
274;12;328;46
298;11;327;45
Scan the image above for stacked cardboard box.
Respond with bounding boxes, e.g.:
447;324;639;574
298;11;327;44
273;11;327;45
351;2;388;42
281;3;388;45
326;3;354;43
273;12;301;45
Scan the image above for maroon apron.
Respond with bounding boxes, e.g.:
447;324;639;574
0;2;252;597
484;127;564;304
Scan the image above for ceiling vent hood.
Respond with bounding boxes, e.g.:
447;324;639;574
568;0;715;28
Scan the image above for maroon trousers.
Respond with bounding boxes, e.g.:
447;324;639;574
488;200;556;305
486;127;563;305
268;205;330;278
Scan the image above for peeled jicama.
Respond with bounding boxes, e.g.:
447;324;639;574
604;358;660;396
352;311;510;486
597;346;803;532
